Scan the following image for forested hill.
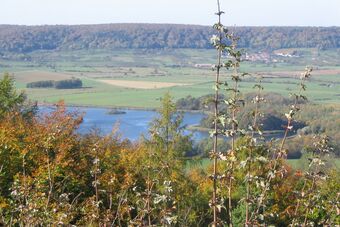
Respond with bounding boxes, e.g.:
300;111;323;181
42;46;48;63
0;23;339;53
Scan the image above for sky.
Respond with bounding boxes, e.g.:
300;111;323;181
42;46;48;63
0;0;339;26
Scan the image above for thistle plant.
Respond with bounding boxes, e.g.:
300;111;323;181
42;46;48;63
90;142;101;222
128;93;184;226
243;76;265;225
209;1;224;224
223;32;248;227
209;2;247;225
291;135;334;226
140;146;156;226
280;67;312;155
251;67;312;224
130;143;176;226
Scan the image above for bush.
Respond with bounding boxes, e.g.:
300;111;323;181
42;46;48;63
54;78;82;89
27;80;54;88
26;78;82;89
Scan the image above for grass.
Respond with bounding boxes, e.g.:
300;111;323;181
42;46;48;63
1;48;339;108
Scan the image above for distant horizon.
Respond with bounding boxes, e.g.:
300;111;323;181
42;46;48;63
1;23;339;28
1;0;340;27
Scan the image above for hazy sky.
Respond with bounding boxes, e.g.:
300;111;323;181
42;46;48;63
1;0;339;26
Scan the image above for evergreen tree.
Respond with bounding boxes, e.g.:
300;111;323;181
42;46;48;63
0;73;36;118
149;92;193;157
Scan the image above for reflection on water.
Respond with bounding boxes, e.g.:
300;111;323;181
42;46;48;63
39;106;207;141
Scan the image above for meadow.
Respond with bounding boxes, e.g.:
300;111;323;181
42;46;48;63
0;48;339;108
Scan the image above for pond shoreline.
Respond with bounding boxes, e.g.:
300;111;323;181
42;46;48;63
37;103;293;141
37;101;209;114
38;104;207;141
187;124;287;135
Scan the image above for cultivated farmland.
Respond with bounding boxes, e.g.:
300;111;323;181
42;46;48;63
1;48;339;108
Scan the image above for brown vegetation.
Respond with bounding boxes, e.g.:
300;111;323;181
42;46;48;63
13;71;72;83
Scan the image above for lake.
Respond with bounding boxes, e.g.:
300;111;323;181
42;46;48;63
40;106;207;141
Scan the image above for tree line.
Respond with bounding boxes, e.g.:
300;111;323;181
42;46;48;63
26;78;82;89
0;24;339;53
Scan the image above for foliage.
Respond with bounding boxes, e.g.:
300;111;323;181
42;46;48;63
27;78;82;89
178;92;340;158
0;24;339;53
178;92;306;132
194;137;230;158
54;78;82;89
148;92;193;157
0;66;338;227
204;1;339;226
0;93;210;226
26;80;54;88
0;73;25;116
0;73;37;118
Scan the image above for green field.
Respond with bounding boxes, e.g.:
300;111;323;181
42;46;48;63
1;48;339;108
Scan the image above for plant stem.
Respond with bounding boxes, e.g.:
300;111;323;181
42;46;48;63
94;145;100;222
212;1;222;225
46;149;53;211
302;178;315;226
228;78;238;227
253;68;310;222
246;79;262;226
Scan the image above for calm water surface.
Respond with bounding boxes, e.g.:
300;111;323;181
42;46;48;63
40;106;207;141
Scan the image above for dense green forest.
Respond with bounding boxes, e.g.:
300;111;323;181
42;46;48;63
0;24;339;53
27;78;82;89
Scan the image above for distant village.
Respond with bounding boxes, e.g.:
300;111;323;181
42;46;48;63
194;51;300;68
